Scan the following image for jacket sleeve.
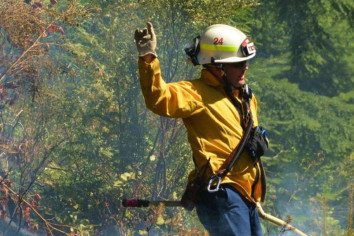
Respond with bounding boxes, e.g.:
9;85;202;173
138;57;204;118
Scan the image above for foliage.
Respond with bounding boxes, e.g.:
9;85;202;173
249;53;353;235
252;0;354;96
0;0;352;235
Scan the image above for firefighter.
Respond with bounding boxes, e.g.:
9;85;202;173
135;22;266;235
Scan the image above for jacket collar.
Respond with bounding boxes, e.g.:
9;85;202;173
200;69;224;87
200;69;242;98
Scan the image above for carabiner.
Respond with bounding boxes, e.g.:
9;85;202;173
207;175;222;193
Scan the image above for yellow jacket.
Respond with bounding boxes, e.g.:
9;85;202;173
138;58;265;203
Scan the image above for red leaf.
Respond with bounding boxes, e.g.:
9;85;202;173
31;200;38;209
0;210;6;219
47;24;65;35
50;0;58;5
47;24;56;34
34;193;42;201
0;85;5;100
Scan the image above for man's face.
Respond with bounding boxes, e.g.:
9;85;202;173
223;61;248;88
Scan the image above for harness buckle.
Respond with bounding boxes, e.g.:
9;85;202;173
207;175;222;193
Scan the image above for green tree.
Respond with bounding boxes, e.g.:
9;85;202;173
251;0;353;96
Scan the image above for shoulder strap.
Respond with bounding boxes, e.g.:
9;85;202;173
222;84;253;174
207;84;254;192
217;117;253;177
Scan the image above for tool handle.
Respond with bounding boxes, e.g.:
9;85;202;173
122;199;182;208
122;199;150;207
256;203;308;236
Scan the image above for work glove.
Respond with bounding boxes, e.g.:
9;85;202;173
134;22;157;57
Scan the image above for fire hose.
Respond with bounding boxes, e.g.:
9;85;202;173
122;199;308;236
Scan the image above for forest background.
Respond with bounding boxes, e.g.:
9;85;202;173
0;0;353;235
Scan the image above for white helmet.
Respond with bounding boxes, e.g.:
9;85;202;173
185;24;256;65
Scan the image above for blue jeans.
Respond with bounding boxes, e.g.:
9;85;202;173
196;185;263;236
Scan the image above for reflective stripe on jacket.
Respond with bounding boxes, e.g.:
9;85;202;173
138;58;266;203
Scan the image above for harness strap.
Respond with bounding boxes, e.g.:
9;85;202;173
208;83;254;192
204;68;254;192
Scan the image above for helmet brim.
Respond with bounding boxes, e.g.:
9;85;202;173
213;53;256;64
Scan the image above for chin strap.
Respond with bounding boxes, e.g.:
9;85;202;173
205;66;252;129
204;65;236;95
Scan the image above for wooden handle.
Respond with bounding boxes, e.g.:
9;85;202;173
256;203;308;236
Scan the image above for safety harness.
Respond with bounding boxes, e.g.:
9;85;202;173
181;68;268;209
207;77;254;192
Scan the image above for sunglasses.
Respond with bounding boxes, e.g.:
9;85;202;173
229;61;248;69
